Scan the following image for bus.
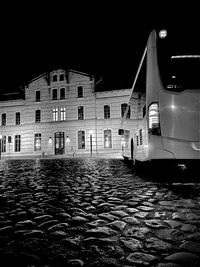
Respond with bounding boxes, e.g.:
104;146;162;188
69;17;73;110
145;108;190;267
121;28;200;170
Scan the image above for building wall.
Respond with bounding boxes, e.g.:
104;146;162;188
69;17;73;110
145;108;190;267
0;69;144;158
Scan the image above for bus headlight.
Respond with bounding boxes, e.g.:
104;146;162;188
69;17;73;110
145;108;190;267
148;102;161;135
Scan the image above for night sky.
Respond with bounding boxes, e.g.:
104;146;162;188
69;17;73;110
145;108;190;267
1;2;198;93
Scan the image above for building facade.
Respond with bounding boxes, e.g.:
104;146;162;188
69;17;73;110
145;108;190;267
0;69;144;159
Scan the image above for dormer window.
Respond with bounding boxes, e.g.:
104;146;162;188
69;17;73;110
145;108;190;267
77;85;83;98
59;74;64;81
52;75;57;82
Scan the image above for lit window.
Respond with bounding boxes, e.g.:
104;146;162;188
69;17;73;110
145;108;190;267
78;131;85;149
35;90;40;102
53;75;57;82
1;113;6;126
78;106;84;120
34;133;41;151
60;87;65;99
59;74;64;81
52;88;58;100
60;107;66;121
104;129;112;148
104;105;110;119
35;110;41;123
16;112;20;125
77;86;83;98
1;136;6;153
121;103;130;119
15;135;21;152
121;130;130;148
53;108;58;121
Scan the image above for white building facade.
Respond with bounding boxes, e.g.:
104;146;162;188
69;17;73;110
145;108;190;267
0;69;144;159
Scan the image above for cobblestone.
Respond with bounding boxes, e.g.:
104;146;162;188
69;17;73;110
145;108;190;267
0;158;200;266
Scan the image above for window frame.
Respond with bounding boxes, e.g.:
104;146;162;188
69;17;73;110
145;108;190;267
35;90;40;102
35;109;41;123
1;113;6;126
16;112;20;125
15;135;21;152
78;106;84;120
34;133;42;151
60;107;66;121
52;88;58;100
78;130;85;149
77;85;84;98
104;129;112;148
53;107;59;121
121;103;131;119
60;87;65;100
104;105;110;119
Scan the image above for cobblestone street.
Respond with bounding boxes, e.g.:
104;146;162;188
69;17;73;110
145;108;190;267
0;158;200;267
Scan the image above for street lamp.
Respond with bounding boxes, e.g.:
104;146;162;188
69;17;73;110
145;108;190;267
0;135;2;160
89;130;93;157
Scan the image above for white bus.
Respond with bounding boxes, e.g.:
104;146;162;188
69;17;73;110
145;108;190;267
122;28;200;170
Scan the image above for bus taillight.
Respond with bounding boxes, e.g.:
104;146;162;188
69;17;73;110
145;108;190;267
148;103;161;135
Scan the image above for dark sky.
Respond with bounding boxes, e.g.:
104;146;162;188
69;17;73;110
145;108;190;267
1;2;198;92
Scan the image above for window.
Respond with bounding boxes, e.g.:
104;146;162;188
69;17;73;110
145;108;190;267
59;74;64;81
121;103;130;119
1;136;6;153
52;88;58;100
53;75;57;82
53;108;58;121
16;112;20;125
35;90;40;102
60;87;65;99
78;131;85;149
78;106;84;120
104;129;112;148
121;130;130;148
104;105;110;119
35;110;41;123
15;135;21;152
77;86;83;98
60;107;66;121
1;113;6;126
34;133;41;151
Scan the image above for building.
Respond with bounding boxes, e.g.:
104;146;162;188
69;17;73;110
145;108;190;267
0;69;144;159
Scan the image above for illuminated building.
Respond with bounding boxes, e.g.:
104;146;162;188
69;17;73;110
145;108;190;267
0;69;144;158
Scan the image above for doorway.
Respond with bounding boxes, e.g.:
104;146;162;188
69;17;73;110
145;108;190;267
55;132;65;155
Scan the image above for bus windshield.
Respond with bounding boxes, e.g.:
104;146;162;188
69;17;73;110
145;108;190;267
157;29;200;91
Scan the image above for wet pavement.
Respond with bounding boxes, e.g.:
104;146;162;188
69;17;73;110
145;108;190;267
0;158;200;267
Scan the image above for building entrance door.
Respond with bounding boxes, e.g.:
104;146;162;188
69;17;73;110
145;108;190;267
55;132;65;155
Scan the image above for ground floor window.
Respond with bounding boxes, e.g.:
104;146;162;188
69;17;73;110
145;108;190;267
78;131;85;149
34;133;41;151
104;129;112;148
121;130;130;149
15;135;21;152
1;136;6;152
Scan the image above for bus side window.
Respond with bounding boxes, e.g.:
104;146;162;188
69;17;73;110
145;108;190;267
143;105;146;118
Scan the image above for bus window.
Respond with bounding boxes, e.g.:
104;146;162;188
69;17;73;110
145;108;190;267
157;28;200;92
